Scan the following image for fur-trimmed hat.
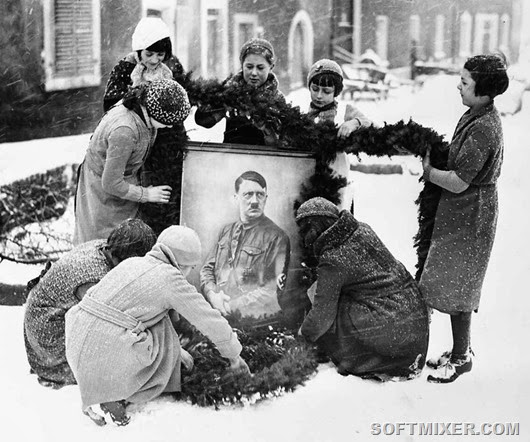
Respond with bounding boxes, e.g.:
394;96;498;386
239;38;275;65
132;17;171;51
144;79;190;126
157;226;202;266
307;59;344;95
296;197;340;222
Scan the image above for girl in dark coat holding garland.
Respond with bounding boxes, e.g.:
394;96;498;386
194;38;283;146
419;54;509;383
296;197;429;380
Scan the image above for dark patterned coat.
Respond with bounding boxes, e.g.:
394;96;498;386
420;104;504;314
23;240;111;386
301;211;429;377
103;53;185;112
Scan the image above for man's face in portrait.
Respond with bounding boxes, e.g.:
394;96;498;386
235;179;267;224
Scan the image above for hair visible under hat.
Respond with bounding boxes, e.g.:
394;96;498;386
144;79;191;126
307;59;344;96
296;197;340;222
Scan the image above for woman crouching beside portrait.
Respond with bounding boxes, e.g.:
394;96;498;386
296;197;430;380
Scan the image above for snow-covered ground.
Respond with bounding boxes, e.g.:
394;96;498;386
1;75;529;441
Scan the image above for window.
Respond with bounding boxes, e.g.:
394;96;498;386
233;14;258;72
287;10;314;89
434;14;446;59
474;14;499;55
375;16;388;62
499;13;510;56
200;0;228;79
43;0;101;91
459;11;472;58
410;15;420;44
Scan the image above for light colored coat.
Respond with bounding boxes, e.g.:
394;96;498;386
65;243;242;409
73;104;157;245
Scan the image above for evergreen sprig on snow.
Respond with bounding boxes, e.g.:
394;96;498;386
175;314;318;408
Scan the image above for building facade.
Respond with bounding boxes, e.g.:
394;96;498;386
1;0;524;143
332;0;521;69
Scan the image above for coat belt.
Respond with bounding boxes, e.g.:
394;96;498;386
79;295;146;335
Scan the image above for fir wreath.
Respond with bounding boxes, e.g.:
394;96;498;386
174;314;318;409
140;75;449;406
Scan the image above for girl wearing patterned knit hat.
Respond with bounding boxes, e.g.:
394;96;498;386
104;17;189;236
418;54;509;383
103;16;185;112
194;37;283;146
74;79;191;245
306;59;372;210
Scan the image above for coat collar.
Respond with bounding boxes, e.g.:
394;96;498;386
148;243;181;270
227;71;280;94
313;211;359;256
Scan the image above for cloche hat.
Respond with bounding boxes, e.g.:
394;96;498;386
157;226;202;266
132;17;171;51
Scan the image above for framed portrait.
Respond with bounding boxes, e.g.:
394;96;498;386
180;141;315;321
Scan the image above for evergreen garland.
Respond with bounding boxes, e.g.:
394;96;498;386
175;313;318;408
139;76;451;405
137;123;189;235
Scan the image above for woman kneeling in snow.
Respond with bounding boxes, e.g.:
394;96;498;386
65;226;249;426
296;197;429;380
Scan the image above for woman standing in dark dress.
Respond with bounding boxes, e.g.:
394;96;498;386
419;54;509;383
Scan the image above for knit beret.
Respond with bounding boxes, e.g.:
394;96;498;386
296;197;340;222
132;17;171;51
307;59;344;88
145;79;190;126
157;226;202;266
239;38;275;64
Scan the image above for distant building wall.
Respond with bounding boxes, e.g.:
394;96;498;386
0;0;142;143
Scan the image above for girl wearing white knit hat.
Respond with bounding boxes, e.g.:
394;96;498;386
103;16;185;112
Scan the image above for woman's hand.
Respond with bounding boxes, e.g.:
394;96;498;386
422;147;433;181
180;348;194;372
206;290;231;316
145;185;172;203
228;356;251;376
337;118;361;138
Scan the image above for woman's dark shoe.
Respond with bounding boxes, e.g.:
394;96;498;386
427;353;473;384
427;347;474;370
100;400;131;426
426;350;452;369
37;377;65;390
